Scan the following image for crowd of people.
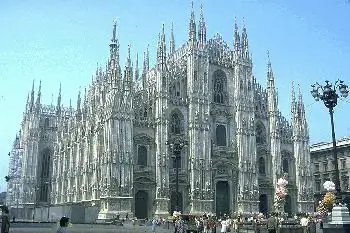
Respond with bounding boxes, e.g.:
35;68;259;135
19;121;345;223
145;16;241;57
0;207;322;233
148;212;320;233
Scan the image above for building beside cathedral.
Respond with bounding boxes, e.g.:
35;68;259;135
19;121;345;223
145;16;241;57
311;137;350;203
6;6;313;223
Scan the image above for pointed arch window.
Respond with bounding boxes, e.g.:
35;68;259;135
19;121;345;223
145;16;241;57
171;110;184;134
256;122;266;144
137;145;148;166
258;157;266;175
216;124;227;146
162;76;166;88
176;82;180;96
39;148;51;202
171;153;182;169
44;118;50;128
282;158;289;173
213;70;227;104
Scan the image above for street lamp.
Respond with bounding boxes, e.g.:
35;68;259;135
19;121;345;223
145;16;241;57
310;80;349;197
166;138;188;213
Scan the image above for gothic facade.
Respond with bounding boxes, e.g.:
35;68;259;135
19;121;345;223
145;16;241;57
8;7;313;222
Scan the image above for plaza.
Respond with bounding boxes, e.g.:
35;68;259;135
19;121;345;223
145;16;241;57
10;222;173;233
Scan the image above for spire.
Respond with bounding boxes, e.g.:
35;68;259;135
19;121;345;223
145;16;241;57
142;46;149;87
146;45;149;71
36;80;42;105
142;52;147;76
76;88;81;115
126;44;131;68
109;20;120;74
188;1;196;43
157;25;167;71
124;45;133;83
198;4;206;46
291;81;296;115
26;92;29;106
267;51;274;88
25;92;30;113
234;18;240;53
135;53;139;81
241;19;249;59
170;22;175;54
30;80;35;111
84;87;87;107
57;83;62;113
267;51;277;113
298;84;305;115
112;20;117;41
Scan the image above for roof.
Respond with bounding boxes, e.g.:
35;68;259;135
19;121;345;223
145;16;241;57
310;137;350;153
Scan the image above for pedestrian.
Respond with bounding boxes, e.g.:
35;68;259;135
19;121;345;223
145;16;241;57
152;218;157;233
220;218;228;233
1;206;10;233
56;216;70;233
266;214;277;233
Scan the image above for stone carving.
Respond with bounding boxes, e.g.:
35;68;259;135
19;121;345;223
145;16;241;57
157;186;169;198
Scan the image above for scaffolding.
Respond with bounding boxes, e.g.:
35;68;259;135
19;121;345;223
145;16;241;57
6;134;24;218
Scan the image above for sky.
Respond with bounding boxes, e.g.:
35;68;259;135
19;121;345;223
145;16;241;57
0;0;350;192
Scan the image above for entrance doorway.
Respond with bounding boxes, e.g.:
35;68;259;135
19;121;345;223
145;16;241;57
216;181;229;217
170;191;183;214
135;190;148;219
259;194;268;215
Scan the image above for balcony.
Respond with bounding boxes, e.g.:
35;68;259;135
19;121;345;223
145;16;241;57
134;165;153;173
169;168;187;174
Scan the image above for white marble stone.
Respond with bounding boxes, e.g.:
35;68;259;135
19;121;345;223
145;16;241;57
6;6;313;223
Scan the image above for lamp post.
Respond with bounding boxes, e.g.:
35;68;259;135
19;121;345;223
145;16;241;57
166;138;188;212
310;80;349;197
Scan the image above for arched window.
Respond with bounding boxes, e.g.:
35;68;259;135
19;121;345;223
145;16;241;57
171;153;182;169
40;148;51;202
258;157;265;175
216;125;227;146
137;145;148;166
171;110;184;134
213;70;227;104
256;122;266;144
176;82;180;96
282;159;289;173
40;148;51;179
194;71;198;90
162;76;166;88
44;118;50;128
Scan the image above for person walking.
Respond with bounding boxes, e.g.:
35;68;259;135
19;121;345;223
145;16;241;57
220;218;228;233
1;206;10;233
152;218;157;233
56;216;70;233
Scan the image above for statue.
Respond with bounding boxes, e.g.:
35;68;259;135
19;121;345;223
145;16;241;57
162;177;166;188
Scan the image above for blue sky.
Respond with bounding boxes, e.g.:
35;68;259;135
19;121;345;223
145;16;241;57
0;0;349;192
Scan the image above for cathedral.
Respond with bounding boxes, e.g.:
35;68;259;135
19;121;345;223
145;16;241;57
7;6;314;223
